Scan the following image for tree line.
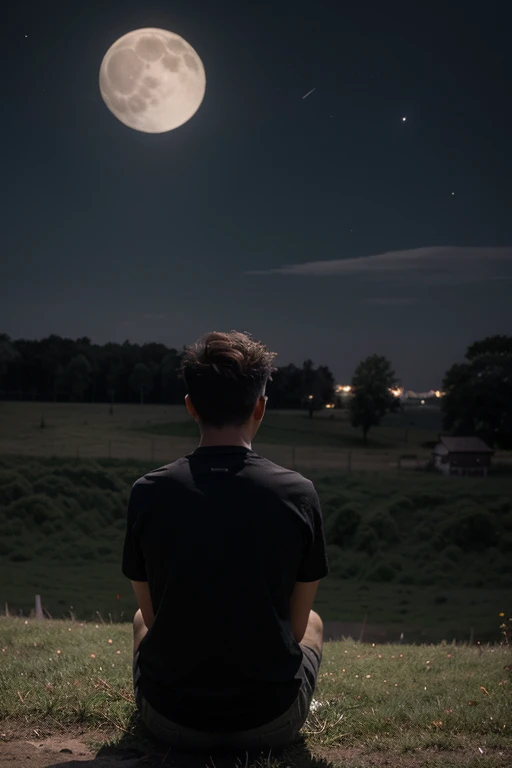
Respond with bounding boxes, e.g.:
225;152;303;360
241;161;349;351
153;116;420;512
1;332;511;447
0;334;336;411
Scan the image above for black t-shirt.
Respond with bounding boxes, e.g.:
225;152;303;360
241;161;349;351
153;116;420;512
122;445;329;731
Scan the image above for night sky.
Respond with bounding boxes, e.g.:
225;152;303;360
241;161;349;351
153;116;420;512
4;1;511;390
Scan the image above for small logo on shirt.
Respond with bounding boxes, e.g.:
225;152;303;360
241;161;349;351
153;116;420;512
210;467;229;472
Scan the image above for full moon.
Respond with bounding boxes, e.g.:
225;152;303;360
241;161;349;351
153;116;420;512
99;28;206;133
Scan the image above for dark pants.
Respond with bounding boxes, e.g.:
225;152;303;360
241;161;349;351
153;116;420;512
133;645;322;753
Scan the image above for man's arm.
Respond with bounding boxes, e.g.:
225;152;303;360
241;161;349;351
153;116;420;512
131;580;155;630
289;580;320;643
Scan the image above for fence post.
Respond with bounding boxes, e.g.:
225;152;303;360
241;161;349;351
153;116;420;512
5;603;9;617
35;595;43;620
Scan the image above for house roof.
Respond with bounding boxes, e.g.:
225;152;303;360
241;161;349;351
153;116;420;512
438;436;493;453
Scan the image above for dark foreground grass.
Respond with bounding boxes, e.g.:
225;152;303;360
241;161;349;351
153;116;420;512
0;618;511;768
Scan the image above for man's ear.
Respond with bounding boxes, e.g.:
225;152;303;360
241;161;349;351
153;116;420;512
185;394;197;420
254;395;266;422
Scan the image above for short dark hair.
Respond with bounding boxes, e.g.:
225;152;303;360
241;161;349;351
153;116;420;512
181;331;277;428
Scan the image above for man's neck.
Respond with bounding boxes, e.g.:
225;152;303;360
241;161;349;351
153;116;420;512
198;429;252;450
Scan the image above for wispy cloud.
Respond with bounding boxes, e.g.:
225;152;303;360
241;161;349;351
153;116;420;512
363;297;419;306
247;246;512;286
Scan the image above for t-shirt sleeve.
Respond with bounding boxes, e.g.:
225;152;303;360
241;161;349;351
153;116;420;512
122;479;148;582
296;482;330;582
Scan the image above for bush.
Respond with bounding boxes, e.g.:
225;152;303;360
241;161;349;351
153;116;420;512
442;544;464;562
7;494;62;525
387;496;414;516
407;492;445;508
33;475;77;498
0;476;33;503
367;561;396;582
54;462;125;492
437;503;501;550
367;509;401;544
324;504;362;547
353;525;380;555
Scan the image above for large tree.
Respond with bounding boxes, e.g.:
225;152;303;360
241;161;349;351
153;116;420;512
350;354;398;442
65;354;92;401
129;363;154;405
441;335;512;448
0;334;20;394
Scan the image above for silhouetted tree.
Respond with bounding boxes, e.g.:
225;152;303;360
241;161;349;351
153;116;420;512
65;354;92;401
350;354;398;442
129;363;154;405
442;335;512;448
0;335;20;394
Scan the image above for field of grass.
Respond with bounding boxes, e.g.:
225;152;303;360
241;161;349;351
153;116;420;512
0;617;510;767
0;401;446;469
1;455;511;641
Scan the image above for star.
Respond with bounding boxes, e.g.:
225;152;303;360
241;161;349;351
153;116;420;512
451;192;455;196
402;116;407;122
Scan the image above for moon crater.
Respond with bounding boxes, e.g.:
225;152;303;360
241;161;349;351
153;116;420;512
99;28;206;133
107;49;144;95
135;36;165;61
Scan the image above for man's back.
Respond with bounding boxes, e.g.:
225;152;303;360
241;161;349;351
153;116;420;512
123;445;328;731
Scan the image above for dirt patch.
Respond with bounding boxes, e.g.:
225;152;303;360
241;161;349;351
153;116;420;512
0;736;94;766
1;727;512;768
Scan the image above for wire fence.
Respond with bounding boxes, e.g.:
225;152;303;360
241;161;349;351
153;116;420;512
0;436;434;472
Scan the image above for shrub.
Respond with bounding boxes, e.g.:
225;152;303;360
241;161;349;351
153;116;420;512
324;504;362;547
442;544;464;562
387;495;414;516
9;550;33;562
54;462;125;492
367;561;396;582
407;492;445;508
353;525;380;555
0;476;33;503
367;509;401;544
7;494;61;525
437;503;501;550
33;475;77;498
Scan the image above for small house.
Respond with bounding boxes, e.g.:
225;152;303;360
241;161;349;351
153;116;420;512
432;436;494;477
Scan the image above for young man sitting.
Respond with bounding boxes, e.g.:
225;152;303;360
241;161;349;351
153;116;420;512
123;330;329;753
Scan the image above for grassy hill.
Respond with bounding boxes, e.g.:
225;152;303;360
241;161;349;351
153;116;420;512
0;455;511;640
0;617;510;768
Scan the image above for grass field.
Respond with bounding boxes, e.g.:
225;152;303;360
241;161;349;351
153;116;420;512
0;401;447;470
0;617;510;767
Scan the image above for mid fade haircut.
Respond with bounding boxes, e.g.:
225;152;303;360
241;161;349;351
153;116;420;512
181;331;278;428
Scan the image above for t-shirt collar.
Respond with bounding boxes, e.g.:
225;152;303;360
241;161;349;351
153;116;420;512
190;445;253;456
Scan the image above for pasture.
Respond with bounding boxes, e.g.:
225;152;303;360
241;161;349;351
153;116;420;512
0;401;446;470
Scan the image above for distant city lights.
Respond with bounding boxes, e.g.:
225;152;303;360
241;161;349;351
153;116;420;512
335;384;445;399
